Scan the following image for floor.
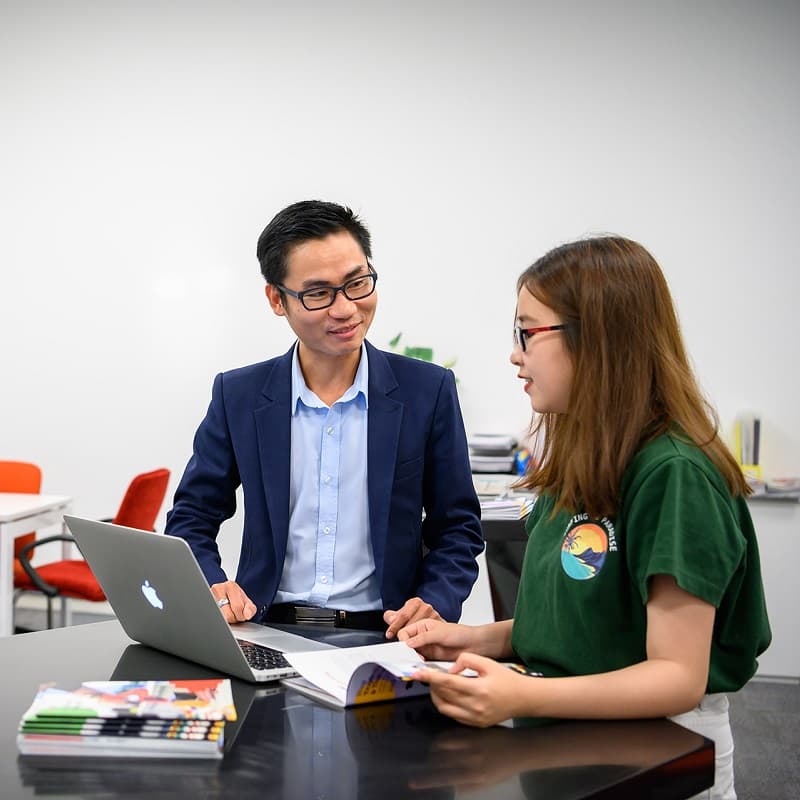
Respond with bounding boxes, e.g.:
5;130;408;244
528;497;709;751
13;608;799;799
13;605;115;634
728;678;800;800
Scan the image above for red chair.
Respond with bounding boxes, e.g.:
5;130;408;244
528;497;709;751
105;468;172;530
0;461;43;588
16;468;171;629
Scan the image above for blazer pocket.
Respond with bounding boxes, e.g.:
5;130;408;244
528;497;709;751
393;456;424;482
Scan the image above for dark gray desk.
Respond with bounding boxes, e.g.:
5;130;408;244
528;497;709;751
482;517;529;619
1;621;713;799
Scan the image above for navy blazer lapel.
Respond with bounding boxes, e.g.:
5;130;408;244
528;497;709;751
365;342;403;584
253;345;294;570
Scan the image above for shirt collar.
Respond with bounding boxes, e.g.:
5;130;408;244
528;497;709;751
291;342;369;414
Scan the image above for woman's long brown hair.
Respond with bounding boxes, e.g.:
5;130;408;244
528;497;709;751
517;236;749;518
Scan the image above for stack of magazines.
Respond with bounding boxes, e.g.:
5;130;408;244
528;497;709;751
17;678;236;759
480;494;536;520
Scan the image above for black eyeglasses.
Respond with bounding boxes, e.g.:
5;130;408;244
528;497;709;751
277;267;378;311
513;324;567;352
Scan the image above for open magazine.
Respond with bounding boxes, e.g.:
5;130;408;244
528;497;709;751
281;642;542;709
281;642;445;708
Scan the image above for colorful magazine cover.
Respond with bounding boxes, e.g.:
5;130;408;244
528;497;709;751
21;679;236;722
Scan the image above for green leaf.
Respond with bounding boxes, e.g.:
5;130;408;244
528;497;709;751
404;346;434;362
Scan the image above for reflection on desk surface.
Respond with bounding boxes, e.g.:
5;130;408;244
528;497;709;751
408;718;712;799
18;700;712;800
109;644;279;753
11;627;712;800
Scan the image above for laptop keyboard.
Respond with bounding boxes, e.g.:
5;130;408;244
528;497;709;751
237;638;293;672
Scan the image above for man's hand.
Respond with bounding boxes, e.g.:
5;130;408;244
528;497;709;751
210;580;257;624
383;596;442;639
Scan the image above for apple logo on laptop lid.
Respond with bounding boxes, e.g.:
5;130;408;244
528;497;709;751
141;580;164;610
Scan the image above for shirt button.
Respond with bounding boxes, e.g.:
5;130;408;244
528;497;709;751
323;475;331;484
320;576;328;584
323;526;330;534
326;426;334;435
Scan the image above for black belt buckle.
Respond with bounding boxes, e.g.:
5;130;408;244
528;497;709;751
293;606;338;626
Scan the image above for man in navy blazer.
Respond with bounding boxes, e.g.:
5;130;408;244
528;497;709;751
166;200;483;637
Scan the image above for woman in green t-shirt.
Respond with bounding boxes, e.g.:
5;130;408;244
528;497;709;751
400;236;771;800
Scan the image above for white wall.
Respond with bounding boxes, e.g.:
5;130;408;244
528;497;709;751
2;2;799;581
749;501;800;678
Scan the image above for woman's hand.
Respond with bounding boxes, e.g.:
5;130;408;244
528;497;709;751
399;618;514;661
397;619;479;661
414;652;532;727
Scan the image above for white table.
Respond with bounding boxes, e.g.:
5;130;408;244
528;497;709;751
0;493;72;637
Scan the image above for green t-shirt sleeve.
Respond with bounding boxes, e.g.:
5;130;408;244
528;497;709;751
624;457;746;608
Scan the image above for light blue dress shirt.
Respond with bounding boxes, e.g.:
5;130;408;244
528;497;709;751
274;342;381;611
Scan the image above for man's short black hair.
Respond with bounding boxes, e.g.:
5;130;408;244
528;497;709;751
256;200;372;286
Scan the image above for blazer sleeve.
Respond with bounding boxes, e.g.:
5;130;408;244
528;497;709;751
165;373;240;586
416;369;484;621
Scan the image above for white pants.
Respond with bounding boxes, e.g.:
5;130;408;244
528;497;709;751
669;693;736;800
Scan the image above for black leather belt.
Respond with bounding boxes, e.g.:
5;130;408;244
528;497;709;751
265;604;386;631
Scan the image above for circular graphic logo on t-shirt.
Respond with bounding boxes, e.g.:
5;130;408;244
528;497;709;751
561;522;609;580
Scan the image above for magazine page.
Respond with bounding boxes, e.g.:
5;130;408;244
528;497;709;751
284;641;428;706
344;662;430;706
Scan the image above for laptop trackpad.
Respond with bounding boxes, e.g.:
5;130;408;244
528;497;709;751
232;621;335;652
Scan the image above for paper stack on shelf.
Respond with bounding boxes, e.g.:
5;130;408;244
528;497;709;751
765;477;800;497
473;473;519;499
17;679;236;759
480;494;536;520
468;433;517;473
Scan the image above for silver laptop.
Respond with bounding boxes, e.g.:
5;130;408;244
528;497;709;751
64;516;333;682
